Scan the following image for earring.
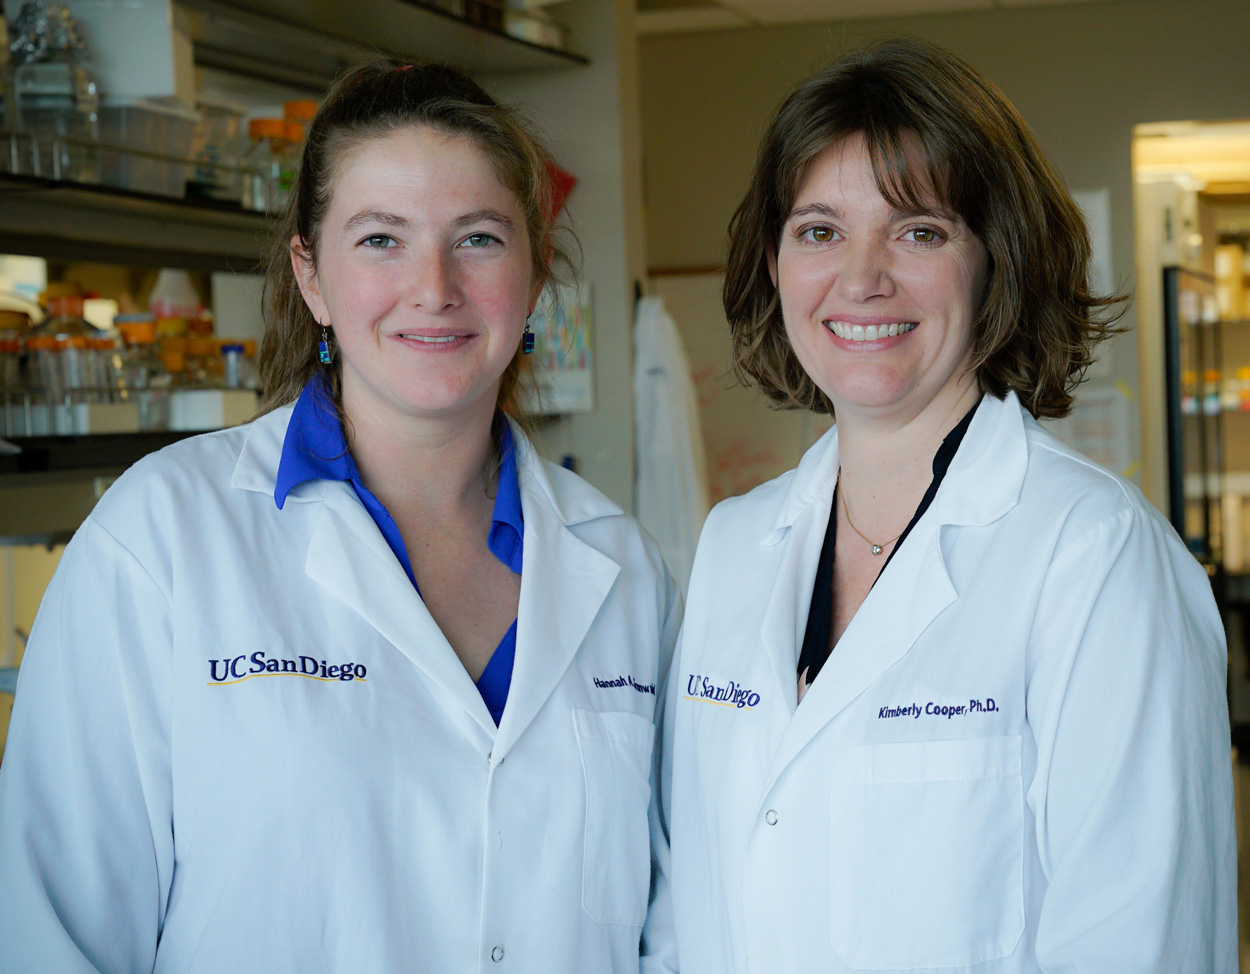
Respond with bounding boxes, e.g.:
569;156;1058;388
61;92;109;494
318;324;332;364
521;317;535;355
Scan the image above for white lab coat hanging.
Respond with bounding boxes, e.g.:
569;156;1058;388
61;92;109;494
633;294;709;596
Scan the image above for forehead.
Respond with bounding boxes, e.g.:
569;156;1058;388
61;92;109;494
791;132;951;217
326;124;519;214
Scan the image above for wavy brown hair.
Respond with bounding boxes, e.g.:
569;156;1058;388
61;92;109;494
724;37;1127;419
259;59;568;422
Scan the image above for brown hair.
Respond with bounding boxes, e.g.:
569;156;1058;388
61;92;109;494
723;37;1127;419
259;59;568;420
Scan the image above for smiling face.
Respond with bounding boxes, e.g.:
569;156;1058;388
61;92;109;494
292;124;537;431
773;133;987;428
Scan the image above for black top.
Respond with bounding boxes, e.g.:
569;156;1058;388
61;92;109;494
796;399;982;685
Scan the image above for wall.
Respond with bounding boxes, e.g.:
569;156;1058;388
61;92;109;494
484;0;649;510
638;0;1250;508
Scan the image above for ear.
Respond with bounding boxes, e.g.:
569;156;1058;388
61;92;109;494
290;235;329;326
527;276;544;319
766;245;778;288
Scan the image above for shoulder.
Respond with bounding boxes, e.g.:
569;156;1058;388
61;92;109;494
698;466;801;550
1017;413;1167;545
513;433;669;584
86;410;287;559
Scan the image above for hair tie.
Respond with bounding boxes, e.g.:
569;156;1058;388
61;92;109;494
396;63;414;72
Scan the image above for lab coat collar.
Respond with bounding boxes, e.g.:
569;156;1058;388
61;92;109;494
230;409;623;755
756;391;1029;797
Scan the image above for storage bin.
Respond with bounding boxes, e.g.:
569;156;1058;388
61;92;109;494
98;98;200;198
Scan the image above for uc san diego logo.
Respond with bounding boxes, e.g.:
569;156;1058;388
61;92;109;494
684;673;761;710
208;652;367;686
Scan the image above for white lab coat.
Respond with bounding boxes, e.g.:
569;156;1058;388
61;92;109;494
0;406;680;974
647;390;1235;973
633;295;709;596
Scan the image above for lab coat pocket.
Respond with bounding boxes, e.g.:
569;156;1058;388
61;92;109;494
573;708;656;927
828;735;1025;970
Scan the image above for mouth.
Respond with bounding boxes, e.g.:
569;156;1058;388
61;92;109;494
396;333;466;344
823;320;918;342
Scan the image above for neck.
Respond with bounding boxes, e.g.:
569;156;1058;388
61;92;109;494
343;392;500;525
834;381;981;538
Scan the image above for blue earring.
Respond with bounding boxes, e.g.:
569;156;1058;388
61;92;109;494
318;325;332;364
522;318;535;355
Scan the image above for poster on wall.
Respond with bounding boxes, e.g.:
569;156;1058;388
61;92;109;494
522;283;593;415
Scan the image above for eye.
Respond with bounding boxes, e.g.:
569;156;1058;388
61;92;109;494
460;232;501;249
360;234;397;249
904;226;946;246
797;224;837;244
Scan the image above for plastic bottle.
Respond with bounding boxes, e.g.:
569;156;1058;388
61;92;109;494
1181;369;1198;416
117;314;168;429
0;335;23;436
1203;369;1222;416
25;335;63;433
221;342;246;388
243;119;287;213
29;293;102;339
1238;367;1250;412
149;269;200;320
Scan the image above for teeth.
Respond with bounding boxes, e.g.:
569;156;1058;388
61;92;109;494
402;335;459;343
825;321;917;341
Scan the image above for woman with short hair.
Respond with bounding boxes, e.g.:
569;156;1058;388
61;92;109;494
648;37;1235;973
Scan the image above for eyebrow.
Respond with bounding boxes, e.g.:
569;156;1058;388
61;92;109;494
452;208;515;232
341;208;516;234
785;201;959;223
342;209;410;232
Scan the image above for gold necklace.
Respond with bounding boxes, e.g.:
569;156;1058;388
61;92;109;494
838;473;904;556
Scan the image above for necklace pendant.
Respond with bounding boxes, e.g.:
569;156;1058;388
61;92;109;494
871;544;883;555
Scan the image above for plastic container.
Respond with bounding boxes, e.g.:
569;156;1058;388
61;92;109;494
243;118;287;213
189;95;247;203
149;268;201;320
1203;369;1222;416
11;59;101;182
29;294;105;339
118;314;169;429
98;98;200;197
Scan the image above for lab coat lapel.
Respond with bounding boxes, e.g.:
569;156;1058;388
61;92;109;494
759;497;835;713
756;425;840;712
491;450;621;761
761;521;958;793
759;392;1028;796
305;483;497;743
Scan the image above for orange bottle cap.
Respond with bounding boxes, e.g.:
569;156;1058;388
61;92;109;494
118;319;158;344
283;99;318;121
249;118;287;140
46;295;86;318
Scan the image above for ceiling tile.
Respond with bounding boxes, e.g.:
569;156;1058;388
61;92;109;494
636;5;756;32
727;0;991;24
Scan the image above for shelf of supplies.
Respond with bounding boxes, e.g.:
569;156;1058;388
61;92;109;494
0;432;196;476
180;0;586;92
0;173;272;272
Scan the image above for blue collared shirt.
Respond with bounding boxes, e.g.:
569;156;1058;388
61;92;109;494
274;375;521;725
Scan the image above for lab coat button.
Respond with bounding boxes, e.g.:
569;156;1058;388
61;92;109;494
765;809;778;826
491;945;505;962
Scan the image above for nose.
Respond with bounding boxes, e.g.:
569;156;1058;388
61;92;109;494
836;236;895;303
409;246;461;312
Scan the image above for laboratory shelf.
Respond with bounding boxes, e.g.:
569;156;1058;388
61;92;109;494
0;431;195;477
181;0;586;92
0;432;197;542
0;173;272;272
